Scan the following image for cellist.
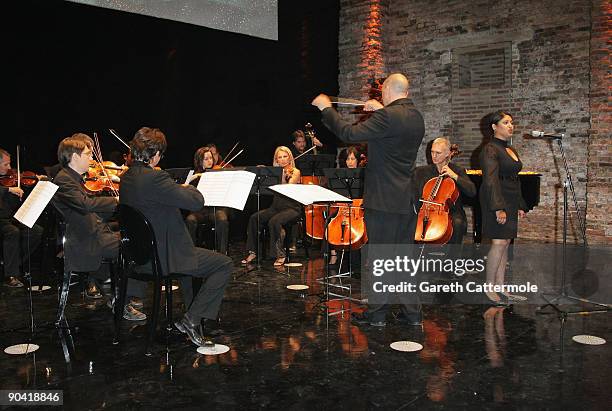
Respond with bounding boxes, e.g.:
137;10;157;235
413;137;476;245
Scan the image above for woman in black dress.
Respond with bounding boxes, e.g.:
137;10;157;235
479;111;527;305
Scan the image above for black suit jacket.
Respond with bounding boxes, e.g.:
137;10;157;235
52;167;118;272
0;186;20;220
321;98;425;214
119;162;205;275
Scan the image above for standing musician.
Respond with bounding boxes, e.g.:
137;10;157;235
312;73;425;327
0;148;43;288
242;146;301;267
184;146;232;254
119;128;233;345
413;137;476;245
52;134;147;320
479;111;527;306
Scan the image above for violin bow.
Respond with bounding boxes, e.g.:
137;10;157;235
92;132;119;197
16;145;21;189
219;141;240;166
329;96;366;106
221;148;244;169
294;144;317;160
108;129;130;149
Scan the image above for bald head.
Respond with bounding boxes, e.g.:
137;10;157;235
382;73;409;105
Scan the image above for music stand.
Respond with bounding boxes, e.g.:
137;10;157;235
322;168;365;299
295;154;336;183
244;166;283;268
323;167;364;199
165;168;192;184
268;184;353;323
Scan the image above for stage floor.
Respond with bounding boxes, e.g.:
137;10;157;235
1;243;610;409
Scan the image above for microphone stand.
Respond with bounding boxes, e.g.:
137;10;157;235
537;137;609;316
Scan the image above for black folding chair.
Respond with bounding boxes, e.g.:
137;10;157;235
114;204;188;356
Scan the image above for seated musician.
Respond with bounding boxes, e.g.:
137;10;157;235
184;146;231;254
413;137;476;245
119;128;233;345
328;146;365;265
0;148;43;288
204;143;222;167
242;146;301;266
52;134;147;320
290;129;323;158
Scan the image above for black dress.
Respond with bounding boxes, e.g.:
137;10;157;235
479;138;527;239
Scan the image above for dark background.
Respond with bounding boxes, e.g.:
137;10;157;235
8;0;340;172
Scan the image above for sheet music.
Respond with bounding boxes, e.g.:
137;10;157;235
13;181;59;228
196;170;256;210
269;184;351;206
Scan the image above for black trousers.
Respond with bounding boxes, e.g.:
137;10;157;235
178;247;233;322
246;207;301;258
0;219;42;280
363;208;421;322
185;207;230;254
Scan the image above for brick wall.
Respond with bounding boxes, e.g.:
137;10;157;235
586;0;612;243
338;0;610;244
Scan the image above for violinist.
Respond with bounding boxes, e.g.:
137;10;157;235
205;143;222;167
184;146;232;254
120;127;232;344
413;137;476;245
52;134;147;320
0;148;43;288
242;146;301;266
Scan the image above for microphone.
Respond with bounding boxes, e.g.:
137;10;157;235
531;130;565;139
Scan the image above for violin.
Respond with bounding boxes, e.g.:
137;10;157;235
284;166;295;183
83;161;121;195
326;199;368;249
414;145;460;244
0;169;38;188
300;123;322;186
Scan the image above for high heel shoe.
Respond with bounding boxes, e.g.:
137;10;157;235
241;252;256;265
273;257;286;266
484;291;505;306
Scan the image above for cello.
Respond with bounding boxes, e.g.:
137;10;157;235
326;198;368;249
414;145;460;244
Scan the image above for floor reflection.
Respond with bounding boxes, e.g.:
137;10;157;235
0;246;610;409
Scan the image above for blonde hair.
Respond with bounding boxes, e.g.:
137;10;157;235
272;146;295;168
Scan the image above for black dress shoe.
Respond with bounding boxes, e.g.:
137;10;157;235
174;315;204;346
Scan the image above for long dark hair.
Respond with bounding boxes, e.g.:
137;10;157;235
193;146;213;173
484;110;513;139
